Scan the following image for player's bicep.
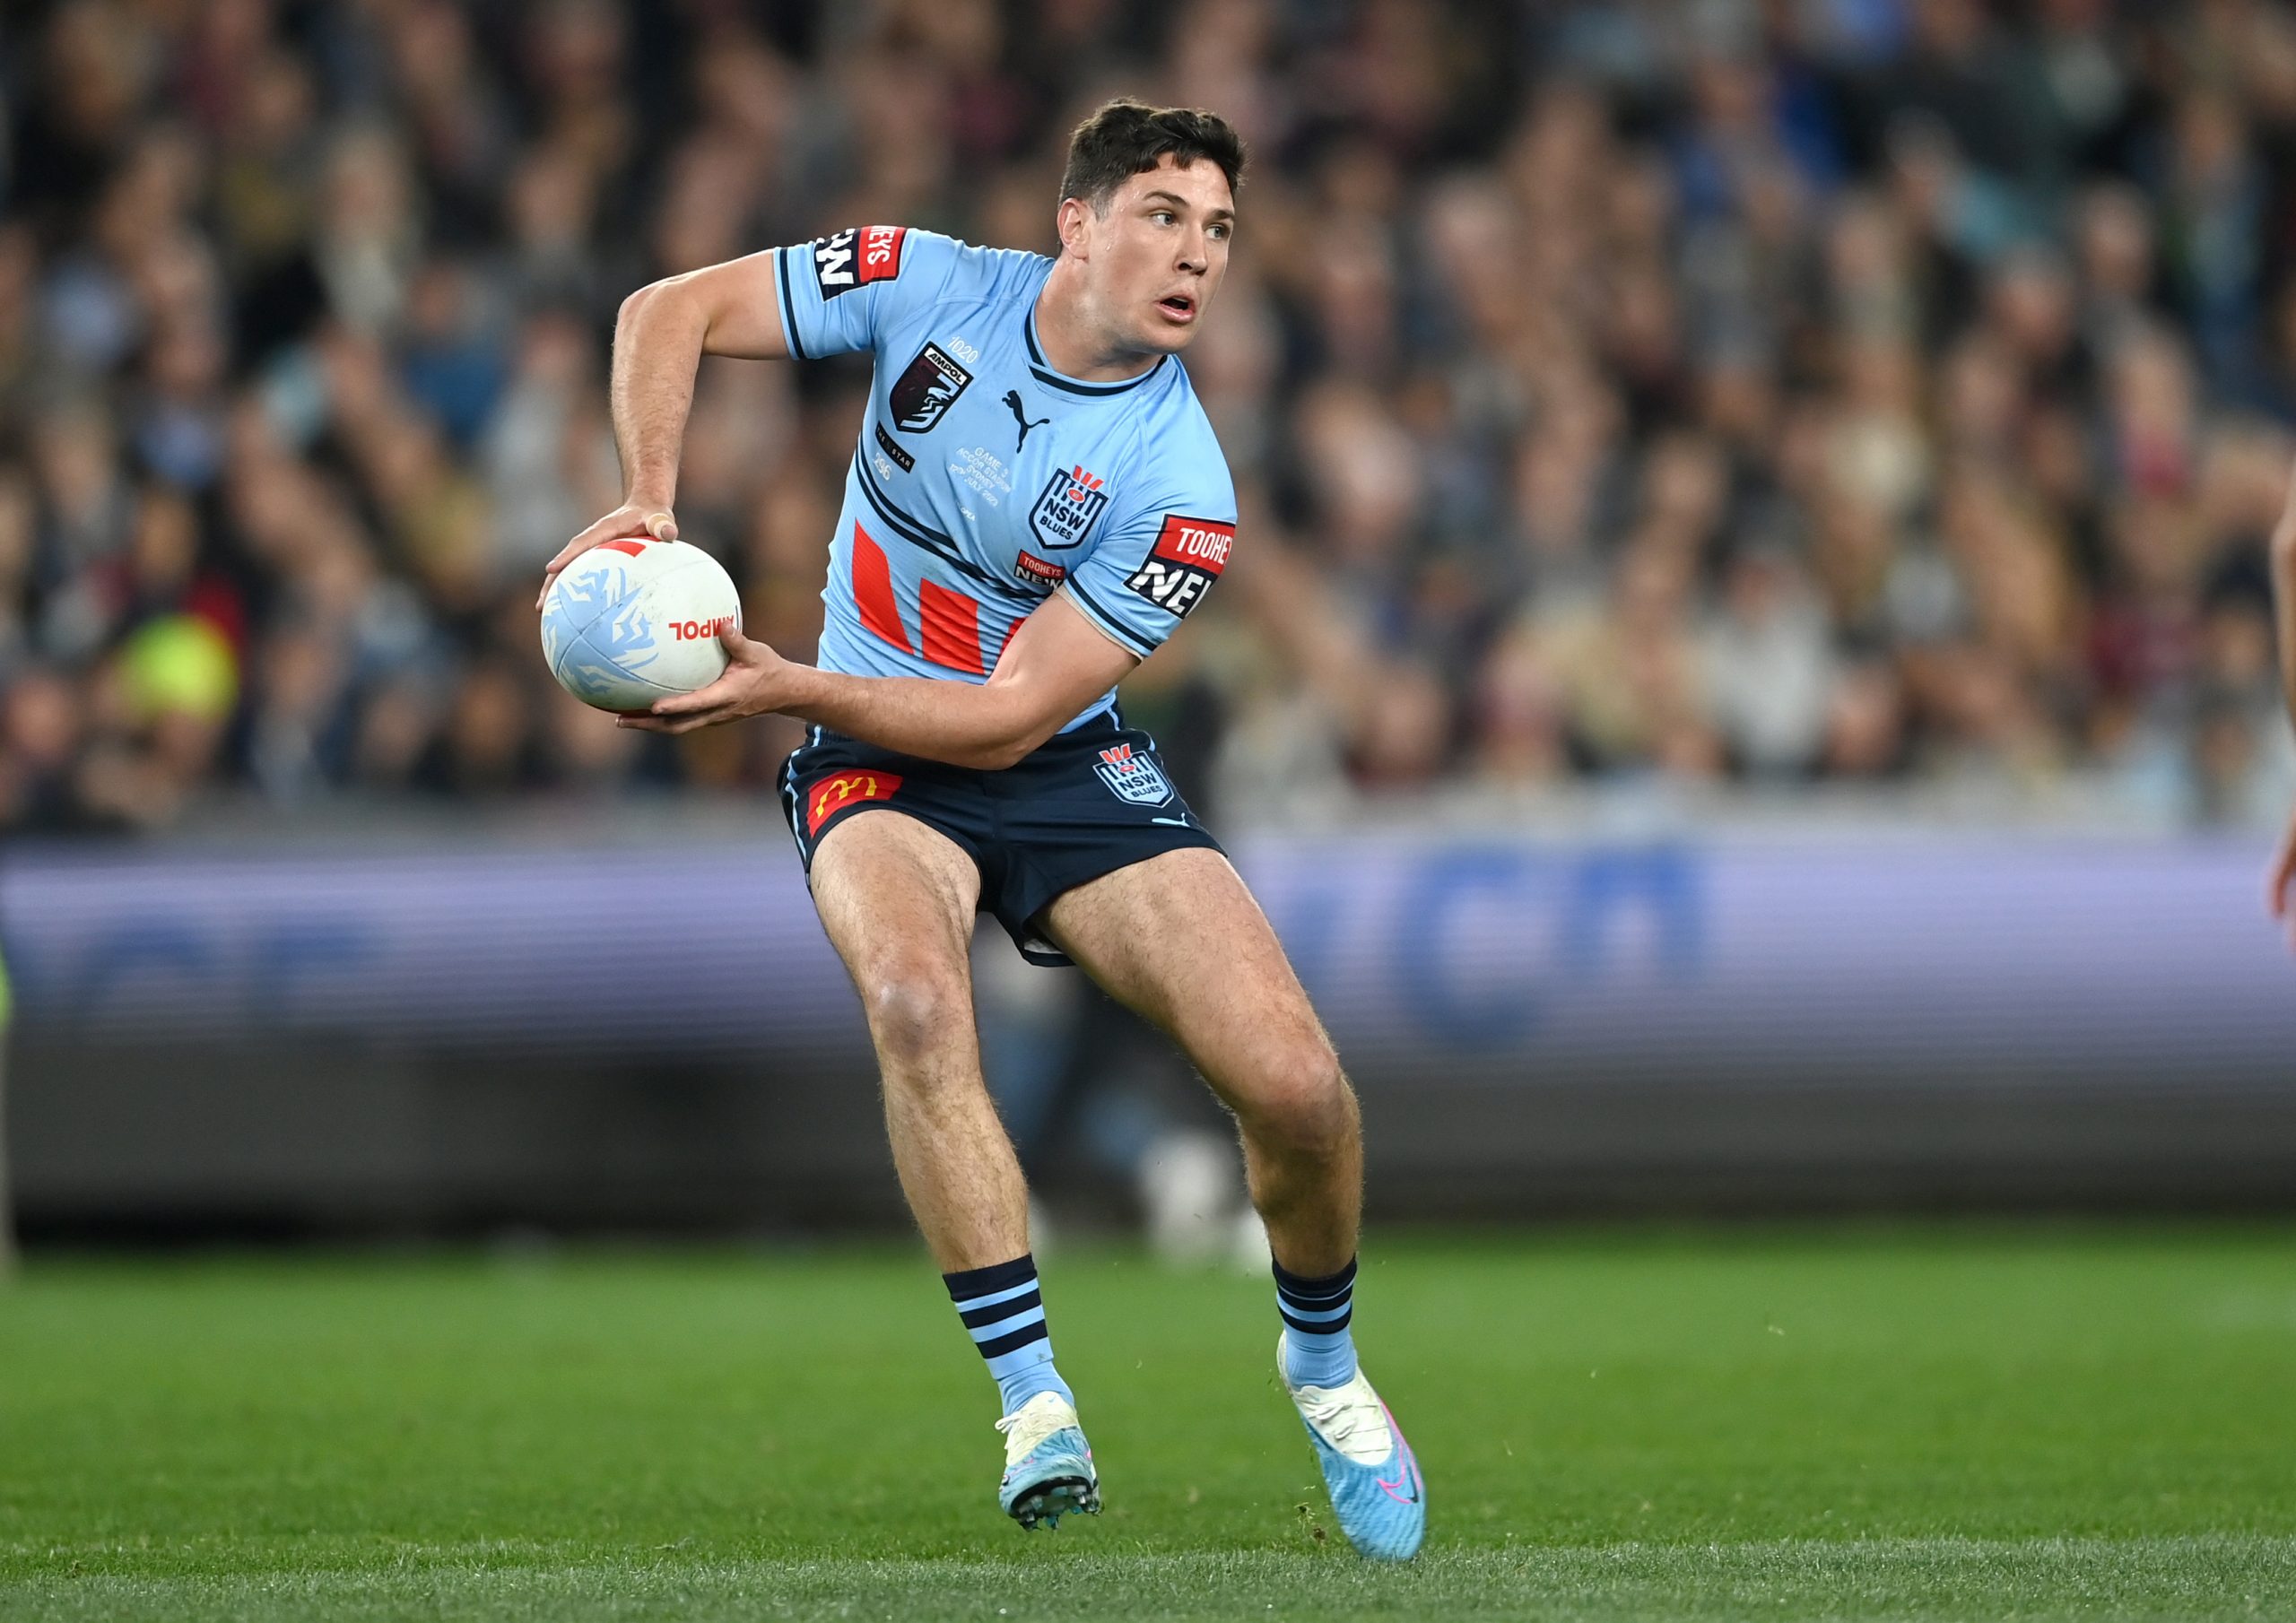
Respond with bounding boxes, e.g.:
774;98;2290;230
987;595;1140;749
644;250;789;360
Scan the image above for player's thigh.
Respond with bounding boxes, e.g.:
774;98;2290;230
809;810;984;1061
1039;847;1343;1122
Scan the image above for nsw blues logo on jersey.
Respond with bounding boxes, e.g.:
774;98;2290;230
1031;464;1109;550
1093;741;1174;806
891;343;973;432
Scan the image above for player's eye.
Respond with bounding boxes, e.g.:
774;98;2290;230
1209;223;1231;240
1151;210;1175;225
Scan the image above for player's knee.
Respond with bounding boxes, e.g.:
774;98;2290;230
1243;1042;1354;1160
861;963;968;1073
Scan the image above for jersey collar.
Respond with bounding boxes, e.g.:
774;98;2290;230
1023;287;1168;398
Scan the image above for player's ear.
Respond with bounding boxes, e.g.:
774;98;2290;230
1056;196;1091;260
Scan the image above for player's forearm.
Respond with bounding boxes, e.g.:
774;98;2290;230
2259;523;2296;725
2274;523;2296;725
776;664;1044;770
608;283;708;507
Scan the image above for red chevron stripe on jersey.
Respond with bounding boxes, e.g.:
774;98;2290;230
920;579;986;674
853;523;913;654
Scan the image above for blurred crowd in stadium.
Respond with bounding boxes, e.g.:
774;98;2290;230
4;0;2296;835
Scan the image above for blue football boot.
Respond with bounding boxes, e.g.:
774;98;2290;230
1279;1333;1426;1559
995;1391;1101;1531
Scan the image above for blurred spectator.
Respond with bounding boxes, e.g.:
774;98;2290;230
0;0;2292;838
1702;541;1836;777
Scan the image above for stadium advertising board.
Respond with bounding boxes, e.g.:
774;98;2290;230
3;834;2292;1089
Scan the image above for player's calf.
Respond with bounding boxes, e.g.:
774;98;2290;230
1229;1038;1363;1276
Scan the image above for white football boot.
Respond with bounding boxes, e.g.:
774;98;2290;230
995;1391;1100;1531
1279;1333;1426;1559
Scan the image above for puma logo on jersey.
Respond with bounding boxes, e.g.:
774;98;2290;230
1004;390;1051;451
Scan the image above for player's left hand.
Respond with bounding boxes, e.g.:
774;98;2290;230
615;624;787;733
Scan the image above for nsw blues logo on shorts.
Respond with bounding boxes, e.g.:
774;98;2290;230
1094;741;1173;807
1030;465;1109;550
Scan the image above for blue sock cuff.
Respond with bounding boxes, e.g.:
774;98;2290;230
944;1254;1038;1302
1274;1255;1360;1388
1272;1255;1358;1302
945;1253;1073;1415
1274;1255;1357;1334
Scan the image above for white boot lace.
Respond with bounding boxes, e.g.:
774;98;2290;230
995;1393;1075;1463
1295;1377;1395;1466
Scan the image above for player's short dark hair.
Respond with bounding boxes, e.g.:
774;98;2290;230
1057;99;1246;214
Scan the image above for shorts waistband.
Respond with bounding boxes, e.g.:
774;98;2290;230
806;706;1129;766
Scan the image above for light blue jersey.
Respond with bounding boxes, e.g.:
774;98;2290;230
771;227;1238;733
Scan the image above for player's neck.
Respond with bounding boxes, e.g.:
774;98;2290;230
1033;263;1161;384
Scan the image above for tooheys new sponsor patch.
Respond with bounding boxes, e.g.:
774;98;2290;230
1013;549;1066;587
1124;515;1233;618
813;225;906;299
889;343;973;432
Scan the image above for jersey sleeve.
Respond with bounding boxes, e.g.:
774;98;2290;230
771;227;963;361
1060;475;1239;661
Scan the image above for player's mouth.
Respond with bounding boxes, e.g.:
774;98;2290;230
1154;292;1197;324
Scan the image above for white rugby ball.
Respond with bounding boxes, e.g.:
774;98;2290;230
540;538;743;713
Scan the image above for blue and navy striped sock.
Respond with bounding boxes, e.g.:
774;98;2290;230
1274;1255;1359;1390
944;1253;1074;1418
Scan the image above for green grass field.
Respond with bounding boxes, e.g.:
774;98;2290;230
2;1228;2293;1621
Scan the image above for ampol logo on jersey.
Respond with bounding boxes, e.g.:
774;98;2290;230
891;343;973;432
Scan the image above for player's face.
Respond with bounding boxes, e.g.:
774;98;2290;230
1069;154;1235;356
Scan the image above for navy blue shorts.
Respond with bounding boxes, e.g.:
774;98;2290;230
777;710;1224;967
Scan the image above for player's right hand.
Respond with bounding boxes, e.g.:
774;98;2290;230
537;503;680;609
2269;805;2296;951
